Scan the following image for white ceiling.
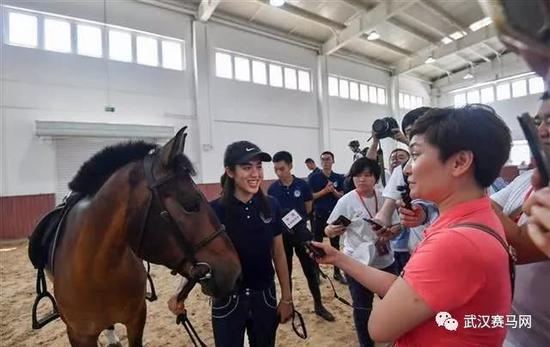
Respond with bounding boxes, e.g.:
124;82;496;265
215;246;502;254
175;0;508;81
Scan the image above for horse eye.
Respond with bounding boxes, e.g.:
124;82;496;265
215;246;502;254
181;198;200;213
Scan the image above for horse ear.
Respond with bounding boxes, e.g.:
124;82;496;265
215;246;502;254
160;126;188;167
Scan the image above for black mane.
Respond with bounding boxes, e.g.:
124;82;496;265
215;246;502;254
69;141;158;195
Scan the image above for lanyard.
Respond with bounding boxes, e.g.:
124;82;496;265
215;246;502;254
355;190;378;219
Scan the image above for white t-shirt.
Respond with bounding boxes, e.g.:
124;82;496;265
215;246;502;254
491;170;550;347
327;189;394;269
382;165;405;200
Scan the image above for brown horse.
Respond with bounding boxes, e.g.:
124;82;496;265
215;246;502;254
50;127;241;346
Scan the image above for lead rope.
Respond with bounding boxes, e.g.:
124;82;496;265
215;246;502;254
176;312;207;347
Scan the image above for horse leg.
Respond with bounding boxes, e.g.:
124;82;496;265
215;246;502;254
104;325;122;347
126;302;147;347
66;325;100;347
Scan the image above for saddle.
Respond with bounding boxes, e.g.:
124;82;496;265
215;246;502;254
28;192;83;273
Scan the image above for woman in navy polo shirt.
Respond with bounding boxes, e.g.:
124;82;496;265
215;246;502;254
210;141;293;347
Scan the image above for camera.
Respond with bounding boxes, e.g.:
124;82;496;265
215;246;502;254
372;117;399;139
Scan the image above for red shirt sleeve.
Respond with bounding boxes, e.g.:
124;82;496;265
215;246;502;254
403;229;487;312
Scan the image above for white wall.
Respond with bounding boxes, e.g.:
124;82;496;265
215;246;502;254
1;0;195;196
434;53;543;141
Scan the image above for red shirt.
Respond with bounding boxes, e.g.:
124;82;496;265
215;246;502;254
396;197;512;347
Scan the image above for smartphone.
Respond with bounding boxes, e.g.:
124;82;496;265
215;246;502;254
365;218;385;229
518;113;550;186
332;215;351;227
304;241;326;257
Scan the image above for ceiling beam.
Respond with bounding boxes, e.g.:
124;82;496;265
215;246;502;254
257;0;345;31
417;0;469;33
396;25;497;75
467;48;491;62
197;0;220;22
399;11;447;39
387;18;437;43
322;0;419;55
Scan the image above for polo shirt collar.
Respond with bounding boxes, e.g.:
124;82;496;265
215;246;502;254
232;194;256;207
428;196;491;232
278;175;296;188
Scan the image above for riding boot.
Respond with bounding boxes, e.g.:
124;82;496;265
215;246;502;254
312;287;335;322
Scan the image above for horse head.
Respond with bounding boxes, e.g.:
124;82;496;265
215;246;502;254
127;127;242;297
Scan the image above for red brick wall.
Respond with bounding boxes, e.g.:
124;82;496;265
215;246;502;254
0;180;277;240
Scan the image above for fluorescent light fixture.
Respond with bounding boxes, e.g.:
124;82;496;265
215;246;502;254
449;31;466;40
366;31;380;41
469;17;492;32
441;37;453;44
425;56;436;64
463;72;474;80
269;0;285;6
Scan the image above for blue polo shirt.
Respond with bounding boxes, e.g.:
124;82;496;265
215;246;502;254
267;176;312;228
309;170;344;218
210;195;283;290
307;167;321;182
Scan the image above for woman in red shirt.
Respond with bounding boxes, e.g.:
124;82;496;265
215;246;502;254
313;105;513;347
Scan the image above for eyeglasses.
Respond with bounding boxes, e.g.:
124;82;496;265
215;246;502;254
291;309;307;339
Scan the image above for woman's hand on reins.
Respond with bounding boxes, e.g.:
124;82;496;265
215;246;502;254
277;299;294;324
167;294;186;315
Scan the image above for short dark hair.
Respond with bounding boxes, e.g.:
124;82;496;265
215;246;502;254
321;151;334;160
409;104;511;188
348;157;381;181
305;158;315;164
273;151;293;164
402;107;431;133
541;91;550;100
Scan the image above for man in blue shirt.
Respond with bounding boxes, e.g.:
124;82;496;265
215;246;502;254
268;151;335;322
309;151;346;283
305;158;321;182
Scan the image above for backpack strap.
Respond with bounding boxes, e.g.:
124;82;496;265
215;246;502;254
453;222;516;299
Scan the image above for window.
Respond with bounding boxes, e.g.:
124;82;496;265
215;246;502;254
284;67;297;90
416;96;423;107
496;83;511;100
8;12;38;47
399;93;404;108
161;40;183;70
328;76;339;96
377;88;386;104
234;56;251;82
512;79;527;98
252;60;267;85
349;82;359;100
44;18;71;53
411;95;418;108
529;76;545;94
369;86;377;103
510;140;531;166
360;84;368;102
215;52;232;79
269;64;283;87
298;70;310;92
404;94;411;109
467;90;480;103
480;87;495;103
77;24;102;57
136;36;158;66
339;79;349;99
454;93;466;107
109;30;132;62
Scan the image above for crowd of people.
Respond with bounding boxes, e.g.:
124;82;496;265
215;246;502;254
165;1;550;345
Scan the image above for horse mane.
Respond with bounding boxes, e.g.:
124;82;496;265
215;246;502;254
68;141;158;196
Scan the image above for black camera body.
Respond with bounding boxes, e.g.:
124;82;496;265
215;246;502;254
372;117;399;139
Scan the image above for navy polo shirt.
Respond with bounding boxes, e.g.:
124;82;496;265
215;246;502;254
309;170;344;217
267;176;313;226
307;167;322;182
210;195;283;290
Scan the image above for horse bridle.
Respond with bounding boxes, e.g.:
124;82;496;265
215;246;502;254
134;151;225;284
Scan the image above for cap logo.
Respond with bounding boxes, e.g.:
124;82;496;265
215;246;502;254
245;147;256;152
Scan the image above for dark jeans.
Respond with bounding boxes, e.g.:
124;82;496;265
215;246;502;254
347;263;397;347
212;284;278;347
394;251;411;275
283;232;322;307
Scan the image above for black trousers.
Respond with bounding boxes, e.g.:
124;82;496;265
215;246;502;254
312;213;340;251
282;232;322;306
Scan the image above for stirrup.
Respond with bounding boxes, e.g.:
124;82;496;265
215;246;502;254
145;262;157;302
32;268;60;329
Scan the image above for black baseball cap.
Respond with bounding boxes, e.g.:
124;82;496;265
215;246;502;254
348;140;360;147
224;141;272;166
